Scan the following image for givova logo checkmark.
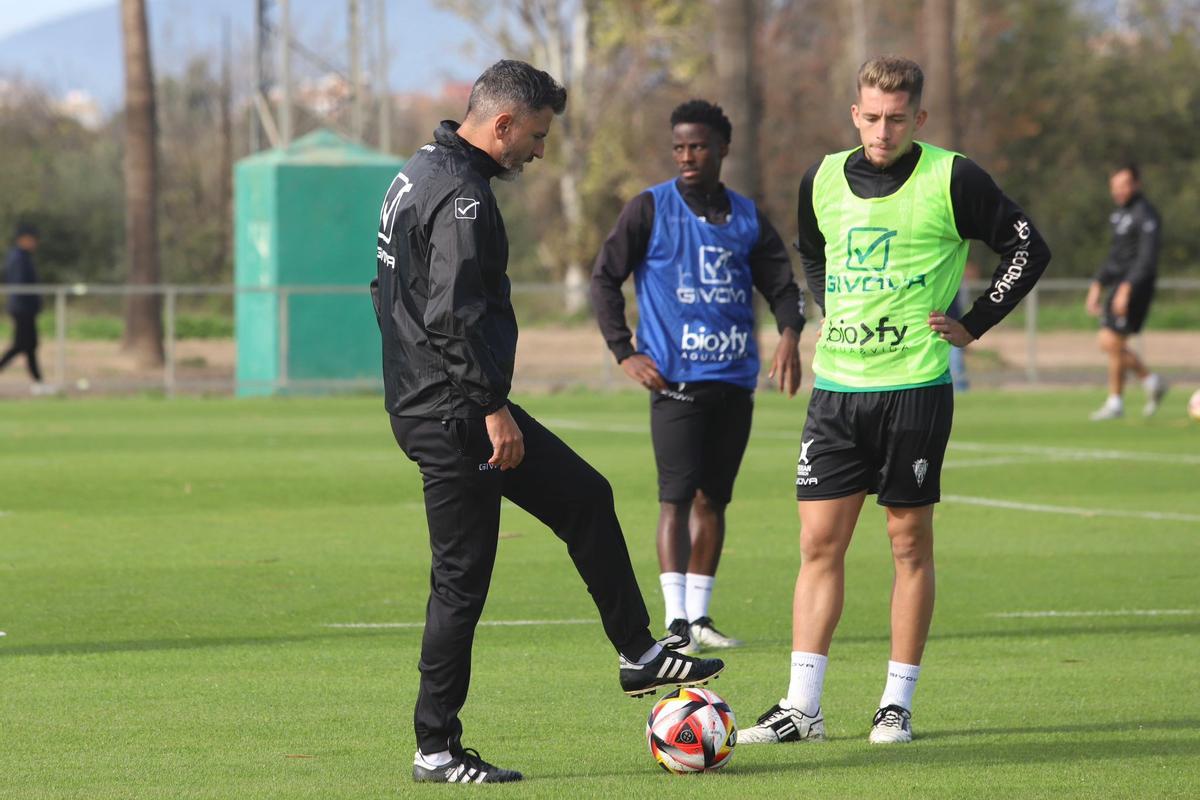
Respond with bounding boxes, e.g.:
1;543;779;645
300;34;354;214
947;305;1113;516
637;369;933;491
846;227;898;271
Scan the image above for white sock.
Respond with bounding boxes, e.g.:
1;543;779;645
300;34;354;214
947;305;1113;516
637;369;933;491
1143;373;1161;392
879;660;921;711
786;651;827;716
1106;394;1123;409
635;643;662;665
685;572;715;622
415;749;453;767
659;572;686;627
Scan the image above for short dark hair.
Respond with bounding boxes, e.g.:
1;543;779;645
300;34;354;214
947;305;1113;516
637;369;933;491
466;59;567;120
14;222;39;239
858;56;924;108
1113;162;1140;181
670;100;733;144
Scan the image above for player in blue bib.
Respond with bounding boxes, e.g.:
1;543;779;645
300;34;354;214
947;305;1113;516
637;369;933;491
591;100;806;652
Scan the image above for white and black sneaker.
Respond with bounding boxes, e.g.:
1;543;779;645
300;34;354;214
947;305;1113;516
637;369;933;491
689;617;743;649
619;644;724;698
868;704;913;744
738;699;826;744
1143;374;1168;417
412;747;522;783
667;618;699;655
1089;398;1124;421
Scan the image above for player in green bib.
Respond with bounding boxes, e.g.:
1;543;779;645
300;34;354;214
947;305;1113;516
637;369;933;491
740;56;1051;746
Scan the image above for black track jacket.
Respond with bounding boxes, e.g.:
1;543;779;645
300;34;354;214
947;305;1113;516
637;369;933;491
1093;193;1160;291
372;121;514;419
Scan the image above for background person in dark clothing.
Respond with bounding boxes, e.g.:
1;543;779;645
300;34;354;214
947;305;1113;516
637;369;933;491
1;223;48;394
372;60;724;786
590;100;805;654
1084;164;1167;420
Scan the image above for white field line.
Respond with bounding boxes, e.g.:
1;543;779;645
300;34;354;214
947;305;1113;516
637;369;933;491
943;455;1052;469
991;609;1198;619
539;418;649;435
949;441;1200;466
325;618;594;630
943;494;1200;523
541;418;1200;467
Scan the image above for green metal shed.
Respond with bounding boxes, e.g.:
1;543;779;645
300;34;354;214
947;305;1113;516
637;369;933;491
233;129;404;396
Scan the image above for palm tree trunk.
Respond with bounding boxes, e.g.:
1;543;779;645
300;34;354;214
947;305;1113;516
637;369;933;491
120;0;164;367
714;0;761;202
922;0;961;149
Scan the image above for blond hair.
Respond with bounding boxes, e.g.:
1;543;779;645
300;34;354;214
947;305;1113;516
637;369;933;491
857;56;924;107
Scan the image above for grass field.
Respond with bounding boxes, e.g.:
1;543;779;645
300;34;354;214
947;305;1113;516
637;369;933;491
2;389;1198;799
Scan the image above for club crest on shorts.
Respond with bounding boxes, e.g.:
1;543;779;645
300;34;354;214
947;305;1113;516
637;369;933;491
912;458;929;488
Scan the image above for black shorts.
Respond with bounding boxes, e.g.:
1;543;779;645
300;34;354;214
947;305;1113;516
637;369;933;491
650;381;754;505
1102;285;1154;334
795;384;953;507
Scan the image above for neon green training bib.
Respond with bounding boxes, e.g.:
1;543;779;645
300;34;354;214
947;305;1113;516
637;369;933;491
811;142;968;391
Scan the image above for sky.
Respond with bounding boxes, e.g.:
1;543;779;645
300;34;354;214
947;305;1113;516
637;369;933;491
0;0;109;40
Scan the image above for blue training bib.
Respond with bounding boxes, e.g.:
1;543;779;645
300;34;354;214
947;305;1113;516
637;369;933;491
635;181;760;389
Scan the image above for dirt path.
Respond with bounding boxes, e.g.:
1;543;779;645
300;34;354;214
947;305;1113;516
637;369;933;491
1;328;1196;397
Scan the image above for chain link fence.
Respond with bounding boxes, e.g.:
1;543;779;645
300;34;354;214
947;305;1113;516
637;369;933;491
1;279;1197;397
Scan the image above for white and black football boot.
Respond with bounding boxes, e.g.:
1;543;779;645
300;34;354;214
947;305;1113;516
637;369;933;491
689;617;743;649
737;699;826;744
619;644;724;698
412;747;522;784
868;704;913;744
666;618;698;655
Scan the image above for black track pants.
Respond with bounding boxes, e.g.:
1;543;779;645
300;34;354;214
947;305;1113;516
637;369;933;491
0;312;41;381
390;403;655;754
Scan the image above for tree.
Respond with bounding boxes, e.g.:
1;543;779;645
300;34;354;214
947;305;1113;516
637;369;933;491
440;0;708;300
921;0;961;149
120;0;164;367
714;0;762;202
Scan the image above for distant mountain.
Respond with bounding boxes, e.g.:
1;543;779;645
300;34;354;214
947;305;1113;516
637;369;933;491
0;0;495;109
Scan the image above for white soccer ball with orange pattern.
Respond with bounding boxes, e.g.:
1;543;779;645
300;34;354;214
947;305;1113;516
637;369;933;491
1188;389;1200;421
646;686;736;774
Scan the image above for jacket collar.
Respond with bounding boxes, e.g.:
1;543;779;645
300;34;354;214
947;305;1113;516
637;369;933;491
1121;192;1143;209
434;120;505;180
675;178;729;209
847;142;922;177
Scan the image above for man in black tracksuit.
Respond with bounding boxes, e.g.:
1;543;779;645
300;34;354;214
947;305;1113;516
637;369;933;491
371;60;723;785
1;223;46;392
1084;163;1167;420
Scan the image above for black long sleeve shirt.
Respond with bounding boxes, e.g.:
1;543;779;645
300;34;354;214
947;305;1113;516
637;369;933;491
795;144;1051;340
590;179;805;363
4;246;41;315
1093;193;1160;291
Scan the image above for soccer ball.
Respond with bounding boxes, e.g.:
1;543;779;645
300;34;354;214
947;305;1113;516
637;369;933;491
646;687;736;774
1189;389;1200;422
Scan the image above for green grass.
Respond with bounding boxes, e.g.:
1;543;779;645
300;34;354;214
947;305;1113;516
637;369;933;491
2;390;1198;799
0;313;236;341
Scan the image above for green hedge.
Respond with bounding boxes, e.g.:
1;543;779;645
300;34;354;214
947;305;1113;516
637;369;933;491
0;314;235;341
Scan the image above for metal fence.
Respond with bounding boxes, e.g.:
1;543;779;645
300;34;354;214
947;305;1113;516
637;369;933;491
1;279;1197;397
